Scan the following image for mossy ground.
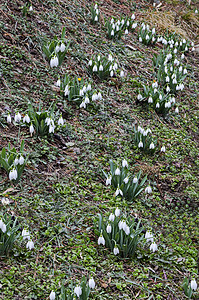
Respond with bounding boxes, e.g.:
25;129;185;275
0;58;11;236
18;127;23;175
0;0;199;299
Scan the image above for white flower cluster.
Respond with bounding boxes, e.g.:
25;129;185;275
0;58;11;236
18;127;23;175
145;231;158;252
49;42;66;67
138;23;156;44
93;3;99;22
22;228;34;250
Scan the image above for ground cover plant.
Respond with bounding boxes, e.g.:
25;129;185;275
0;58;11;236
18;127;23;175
0;0;199;299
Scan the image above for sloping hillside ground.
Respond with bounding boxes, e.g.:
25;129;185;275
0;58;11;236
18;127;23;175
0;0;199;299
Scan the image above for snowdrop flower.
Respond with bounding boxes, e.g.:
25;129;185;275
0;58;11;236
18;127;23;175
58;116;64;126
150;242;158;252
131;13;135;20
19;156;24;165
92;93;97;101
7;114;11;123
138;141;143;148
22;229;30;240
149;143;155;150
14;158;19;165
148;96;153;103
88;60;92;66
64;85;69;96
99;65;103;71
119;220;125;230
87;84;91;91
166;76;170;82
82;86;87;93
29;123;34;134
121;19;125;25
174;48;177;54
152;28;155;35
156;102;160;109
29;5;33;11
116;25;119;31
132;22;137;29
106;176;112;185
74;286;82;297
98;235;105;245
115;187;123;197
49;291;55;300
109;213;115;222
123;177;129;184
89;278;95;289
9;168;18;180
139;37;142;42
50;56;59;67
95;9;99;15
15;112;21;123
125;29;128;34
0;220;6;233
26;240;34;250
124;225;130;235
122;159;128;168
166;86;170;93
23;114;30;123
111;30;114;36
94;3;98;9
84;96;90;104
108;54;113;61
183;68;187;75
179;66;183;72
145;185;152;193
49;125;55;134
145;231;154;242
115;208;120;217
190;279;197;291
112;23;115;30
181;53;185;59
113;63;118;70
94;15;98;22
175;107;179;113
137;94;142;100
80;101;86;109
1;197;10;205
60;43;65;52
115;168;120;175
97;55;100;61
106;224;112;233
97;92;102;100
133;177;138;184
152;37;155;42
120;70;124;77
161;146;166;152
113;247;119;255
195;9;198;14
55;78;61;87
146;34;149;40
152;81;158;88
93;65;97;72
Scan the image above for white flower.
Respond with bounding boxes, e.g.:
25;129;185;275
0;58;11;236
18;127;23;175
183;68;187;75
131;13;135;20
116;25;119;31
93;65;97;72
123;177;129;184
95;8;99;15
149;143;155;150
14;158;19;165
111;30;114;36
115;187;123;197
29;123;34;134
88;60;92;66
49;125;55;134
64;85;69;96
109;213;115;222
119;220;126;230
49;291;55;300
120;70;124;77
74;286;82;297
23;114;30;123
55;45;60;52
181;53;185;59
146;34;149;40
60;43;65;52
55;79;61;87
138;141;143;148
106;224;112;233
113;247;119;255
108;54;113;61
133;177;138;184
161;146;166;152
97;55;100;61
139;37;142;42
22;229;30;240
145;185;152;193
195;9;198;14
113;63;117;70
7;114;11;123
84;96;90;104
29;5;33;11
124;225;130;235
166;76;170;82
132;22;137;29
156;102;160;108
148;96;153;103
115;168;120;175
152;28;155;35
122;159;128;168
94;3;98;9
19;156;24;165
87;84;91;91
98;235;105;245
0;220;6;233
26;240;34;250
94;15;98;22
58;116;64;126
80;101;86;109
97;92;102;100
1;197;10;205
137;94;142;100
106;176;112;186
175;107;179;113
145;231;154;242
190;279;197;291
50;56;59;67
9;168;18;180
15;112;21;123
99;65;103;71
89;278;95;289
174;48;177;54
115;208;120;217
150;242;158;252
125;29;128;34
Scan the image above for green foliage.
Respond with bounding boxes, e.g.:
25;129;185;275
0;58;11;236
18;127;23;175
42;27;70;67
95;211;145;258
0;214;21;256
103;159;148;202
0;140;28;183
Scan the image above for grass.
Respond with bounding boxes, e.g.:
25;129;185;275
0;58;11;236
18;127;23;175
0;0;199;299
